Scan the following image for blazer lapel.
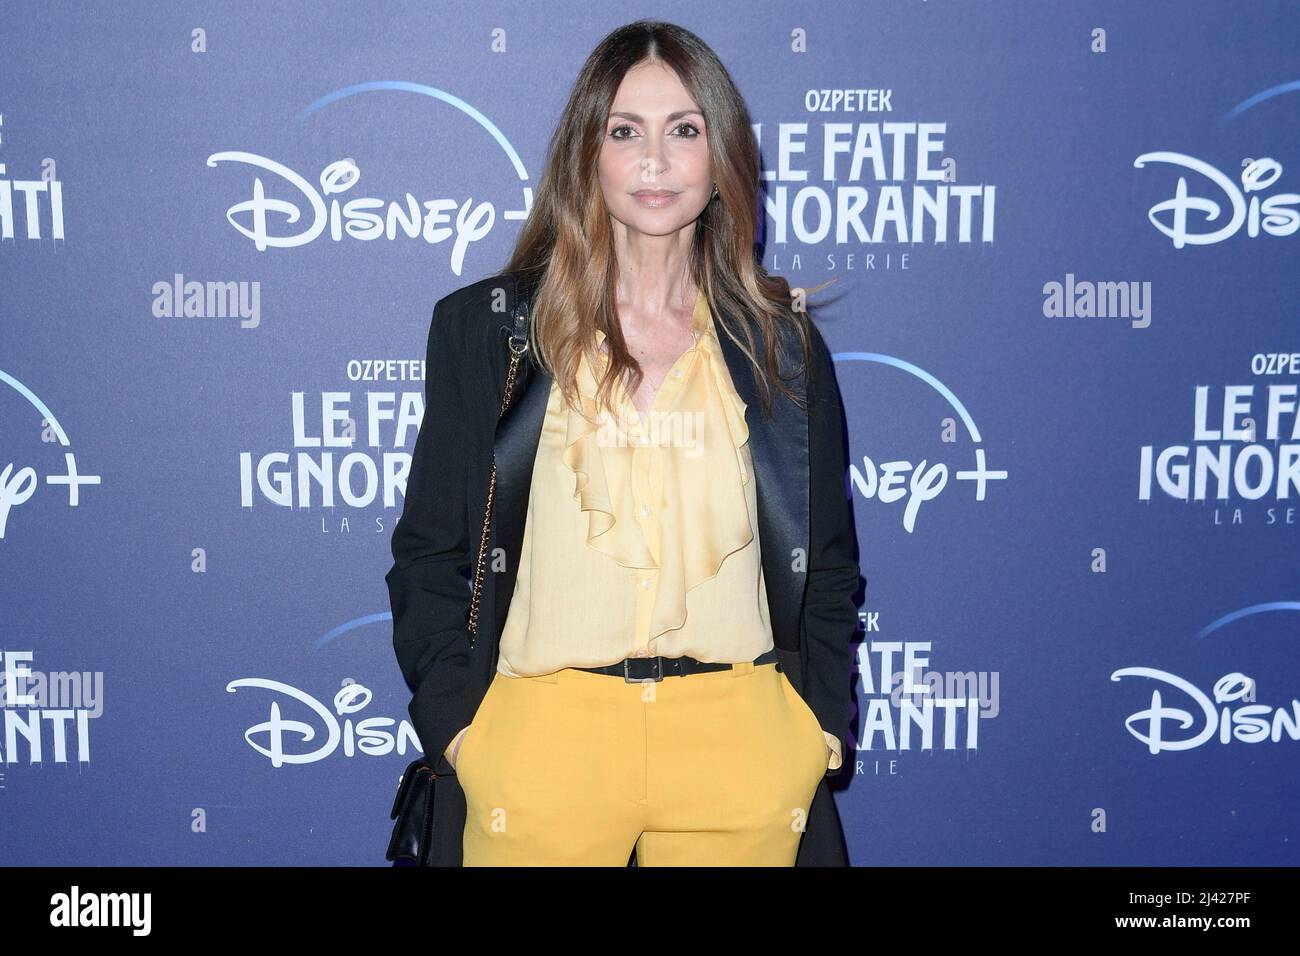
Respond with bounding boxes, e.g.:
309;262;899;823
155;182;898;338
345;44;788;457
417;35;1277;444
485;289;810;659
713;299;809;652
487;342;551;650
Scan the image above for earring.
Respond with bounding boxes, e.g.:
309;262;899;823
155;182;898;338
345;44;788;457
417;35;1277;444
711;184;720;200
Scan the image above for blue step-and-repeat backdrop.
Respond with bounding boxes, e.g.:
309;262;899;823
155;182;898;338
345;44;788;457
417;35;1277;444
2;2;1297;866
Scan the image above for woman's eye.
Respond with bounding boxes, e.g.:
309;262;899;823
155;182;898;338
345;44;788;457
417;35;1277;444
608;122;700;139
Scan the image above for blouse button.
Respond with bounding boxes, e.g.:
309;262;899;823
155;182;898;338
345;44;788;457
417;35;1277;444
641;579;653;590
640;504;651;517
673;369;682;378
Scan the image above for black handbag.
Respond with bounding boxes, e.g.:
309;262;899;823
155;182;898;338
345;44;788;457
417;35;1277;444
385;757;439;865
386;272;535;865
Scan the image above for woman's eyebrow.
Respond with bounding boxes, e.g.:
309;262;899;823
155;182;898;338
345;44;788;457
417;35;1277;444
608;110;704;123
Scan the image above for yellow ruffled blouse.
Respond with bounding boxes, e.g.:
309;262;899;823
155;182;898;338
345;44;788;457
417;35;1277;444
446;289;842;771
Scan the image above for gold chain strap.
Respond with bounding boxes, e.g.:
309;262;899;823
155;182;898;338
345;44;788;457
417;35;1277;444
466;318;529;647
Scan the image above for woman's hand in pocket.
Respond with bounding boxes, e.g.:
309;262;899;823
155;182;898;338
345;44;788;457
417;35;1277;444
443;725;470;771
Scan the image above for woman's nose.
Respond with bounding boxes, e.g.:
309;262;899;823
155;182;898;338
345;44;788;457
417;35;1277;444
640;137;669;179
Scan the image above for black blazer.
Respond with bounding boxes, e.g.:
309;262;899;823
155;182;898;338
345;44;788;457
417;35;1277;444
387;270;862;866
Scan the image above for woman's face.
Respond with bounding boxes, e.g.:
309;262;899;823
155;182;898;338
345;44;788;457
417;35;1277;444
598;60;713;239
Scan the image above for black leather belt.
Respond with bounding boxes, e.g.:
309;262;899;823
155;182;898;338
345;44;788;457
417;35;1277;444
571;648;779;683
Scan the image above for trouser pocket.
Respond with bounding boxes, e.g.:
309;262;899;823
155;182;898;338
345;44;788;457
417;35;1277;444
453;674;503;780
778;670;828;767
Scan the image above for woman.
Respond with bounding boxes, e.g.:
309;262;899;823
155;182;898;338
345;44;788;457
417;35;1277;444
387;19;860;866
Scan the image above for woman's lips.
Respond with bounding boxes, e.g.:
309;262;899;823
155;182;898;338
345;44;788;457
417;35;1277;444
632;190;681;208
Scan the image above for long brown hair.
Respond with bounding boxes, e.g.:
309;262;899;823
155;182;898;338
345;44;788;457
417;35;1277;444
504;18;834;421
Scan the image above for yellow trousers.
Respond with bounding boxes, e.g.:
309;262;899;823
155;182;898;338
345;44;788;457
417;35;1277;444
457;660;828;866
